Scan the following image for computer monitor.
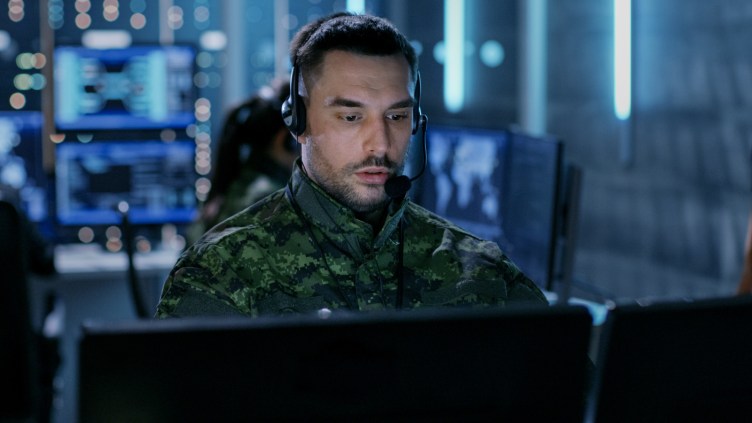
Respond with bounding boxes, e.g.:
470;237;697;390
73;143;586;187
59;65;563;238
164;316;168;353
588;295;752;422
416;125;563;289
55;140;197;226
0;111;48;223
53;45;196;131
79;306;593;422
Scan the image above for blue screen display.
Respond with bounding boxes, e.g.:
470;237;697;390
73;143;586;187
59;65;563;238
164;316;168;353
55;140;198;225
54;45;196;131
416;125;562;288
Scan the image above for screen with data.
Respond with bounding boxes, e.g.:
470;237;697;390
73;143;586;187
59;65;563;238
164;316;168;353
416;125;562;288
53;45;196;131
55;140;198;226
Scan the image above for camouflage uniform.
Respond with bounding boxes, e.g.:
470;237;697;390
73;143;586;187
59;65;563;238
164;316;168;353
186;157;290;245
157;162;547;318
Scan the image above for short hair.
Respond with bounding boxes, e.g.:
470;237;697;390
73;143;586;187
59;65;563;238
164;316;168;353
289;12;418;84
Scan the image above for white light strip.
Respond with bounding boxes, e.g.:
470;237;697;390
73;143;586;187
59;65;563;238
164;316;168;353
444;0;465;113
614;0;631;120
81;30;132;49
346;0;366;14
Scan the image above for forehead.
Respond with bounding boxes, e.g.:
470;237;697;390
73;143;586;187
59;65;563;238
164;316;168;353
307;50;414;100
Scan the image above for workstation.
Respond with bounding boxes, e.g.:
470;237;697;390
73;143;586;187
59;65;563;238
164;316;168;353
2;1;751;422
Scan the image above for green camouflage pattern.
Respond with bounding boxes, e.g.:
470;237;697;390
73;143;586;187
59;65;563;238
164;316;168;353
186;164;290;246
157;163;547;318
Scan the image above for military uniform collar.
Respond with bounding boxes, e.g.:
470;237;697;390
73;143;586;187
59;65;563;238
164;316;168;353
287;161;407;260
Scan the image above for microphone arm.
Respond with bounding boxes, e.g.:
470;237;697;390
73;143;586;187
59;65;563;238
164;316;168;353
384;114;428;200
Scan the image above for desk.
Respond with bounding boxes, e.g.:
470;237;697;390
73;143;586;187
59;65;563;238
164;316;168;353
29;245;180;423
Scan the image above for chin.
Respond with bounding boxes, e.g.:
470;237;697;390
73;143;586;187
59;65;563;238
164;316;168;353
348;191;390;213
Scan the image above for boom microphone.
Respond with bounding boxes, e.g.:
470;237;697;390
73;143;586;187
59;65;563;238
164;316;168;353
384;114;428;200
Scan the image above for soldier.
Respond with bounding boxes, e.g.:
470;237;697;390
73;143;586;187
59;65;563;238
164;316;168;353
186;77;297;245
156;12;546;317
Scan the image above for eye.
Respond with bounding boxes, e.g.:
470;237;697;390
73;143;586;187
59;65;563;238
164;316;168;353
387;112;409;121
343;114;358;122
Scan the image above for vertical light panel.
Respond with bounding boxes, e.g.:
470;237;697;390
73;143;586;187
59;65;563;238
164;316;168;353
614;0;631;120
444;0;465;113
519;0;547;135
346;0;366;14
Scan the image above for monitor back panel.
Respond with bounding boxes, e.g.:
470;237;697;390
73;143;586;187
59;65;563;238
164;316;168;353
589;296;752;423
79;306;592;422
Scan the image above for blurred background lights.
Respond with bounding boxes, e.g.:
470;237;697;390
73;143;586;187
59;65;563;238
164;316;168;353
200;31;227;51
480;40;505;67
129;0;146;13
0;31;10;50
9;92;26;109
103;0;120;22
9;0;24;22
78;227;95;243
76;13;92;30
167;5;184;29
75;0;91;13
130;13;146;30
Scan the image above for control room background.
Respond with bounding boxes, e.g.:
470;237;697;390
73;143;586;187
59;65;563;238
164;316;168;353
1;0;749;304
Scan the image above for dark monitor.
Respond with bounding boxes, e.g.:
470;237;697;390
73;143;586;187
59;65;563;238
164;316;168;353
79;306;593;422
53;45;196;131
55;140;197;226
416;125;562;289
588;295;752;422
0;111;48;223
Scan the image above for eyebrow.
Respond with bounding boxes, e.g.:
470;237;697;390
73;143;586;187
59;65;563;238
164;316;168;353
324;96;415;109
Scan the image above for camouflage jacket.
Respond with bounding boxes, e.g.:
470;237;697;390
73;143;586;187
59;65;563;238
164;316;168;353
186;158;290;246
156;164;547;318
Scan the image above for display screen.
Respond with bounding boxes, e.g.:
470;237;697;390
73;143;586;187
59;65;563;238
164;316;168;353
416;125;562;288
53;45;196;131
55;140;198;225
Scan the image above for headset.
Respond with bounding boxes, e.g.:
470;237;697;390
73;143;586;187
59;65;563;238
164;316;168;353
281;64;424;137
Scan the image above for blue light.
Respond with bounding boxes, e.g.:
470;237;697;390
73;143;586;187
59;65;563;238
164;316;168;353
444;0;465;113
346;0;366;14
614;0;631;120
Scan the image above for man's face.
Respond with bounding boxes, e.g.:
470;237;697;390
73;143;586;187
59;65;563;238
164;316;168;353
300;50;415;214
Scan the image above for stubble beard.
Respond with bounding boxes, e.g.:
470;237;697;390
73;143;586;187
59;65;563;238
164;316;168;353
305;142;406;214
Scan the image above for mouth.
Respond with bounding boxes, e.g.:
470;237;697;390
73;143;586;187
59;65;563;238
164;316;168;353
354;166;391;185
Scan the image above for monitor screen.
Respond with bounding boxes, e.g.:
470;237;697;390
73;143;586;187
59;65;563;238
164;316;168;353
53;45;196;131
416;125;562;289
79;305;592;422
55;140;198;225
0;111;48;223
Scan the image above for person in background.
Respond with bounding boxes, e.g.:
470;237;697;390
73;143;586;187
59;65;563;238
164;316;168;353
0;183;55;276
157;12;546;318
187;77;297;244
737;211;752;294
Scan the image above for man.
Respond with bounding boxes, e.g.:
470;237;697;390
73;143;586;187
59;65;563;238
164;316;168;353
156;12;546;318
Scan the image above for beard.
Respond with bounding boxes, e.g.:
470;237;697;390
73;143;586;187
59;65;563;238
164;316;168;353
304;143;406;214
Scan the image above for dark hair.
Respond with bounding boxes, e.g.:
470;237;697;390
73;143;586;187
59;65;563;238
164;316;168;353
289;13;418;84
207;77;290;202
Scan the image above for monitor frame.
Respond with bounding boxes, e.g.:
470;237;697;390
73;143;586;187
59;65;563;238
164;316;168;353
79;305;593;422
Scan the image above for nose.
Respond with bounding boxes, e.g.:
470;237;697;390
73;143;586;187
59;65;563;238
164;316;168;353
362;118;390;156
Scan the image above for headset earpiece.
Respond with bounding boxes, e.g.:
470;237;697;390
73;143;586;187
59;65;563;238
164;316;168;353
281;65;307;136
412;72;422;135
